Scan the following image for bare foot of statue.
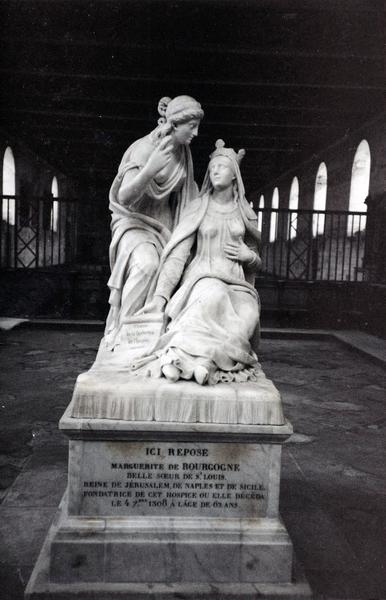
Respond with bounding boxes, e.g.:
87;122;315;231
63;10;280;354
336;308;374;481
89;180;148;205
162;364;180;382
194;366;209;385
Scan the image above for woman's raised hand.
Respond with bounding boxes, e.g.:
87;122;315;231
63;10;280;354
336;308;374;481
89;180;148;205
224;241;254;263
135;295;167;315
146;135;173;177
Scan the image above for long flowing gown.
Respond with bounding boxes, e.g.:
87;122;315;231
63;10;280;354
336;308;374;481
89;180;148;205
105;133;197;344
134;193;261;384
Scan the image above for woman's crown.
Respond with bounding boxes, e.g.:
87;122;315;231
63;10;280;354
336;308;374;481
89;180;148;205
210;139;246;165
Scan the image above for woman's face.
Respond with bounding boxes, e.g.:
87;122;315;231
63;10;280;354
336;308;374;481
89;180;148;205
209;156;235;190
172;119;200;145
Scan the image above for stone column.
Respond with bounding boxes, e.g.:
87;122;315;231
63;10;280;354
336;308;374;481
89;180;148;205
363;193;386;282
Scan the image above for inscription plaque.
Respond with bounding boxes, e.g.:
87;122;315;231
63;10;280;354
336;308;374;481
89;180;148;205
92;314;164;369
122;314;164;353
69;441;280;518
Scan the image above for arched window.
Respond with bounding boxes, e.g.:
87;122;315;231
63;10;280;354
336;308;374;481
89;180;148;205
269;188;279;242
257;194;264;231
313;162;327;236
50;176;59;232
348;140;370;234
2;146;16;225
288;177;299;239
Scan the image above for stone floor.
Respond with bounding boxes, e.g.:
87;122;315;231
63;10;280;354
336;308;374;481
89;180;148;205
0;326;385;599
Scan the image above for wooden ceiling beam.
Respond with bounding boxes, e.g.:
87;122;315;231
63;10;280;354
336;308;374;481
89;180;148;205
2;0;382;10
37;143;301;156
5;108;332;130
3;122;312;147
0;36;383;61
2;90;373;117
1;68;384;91
26;131;304;146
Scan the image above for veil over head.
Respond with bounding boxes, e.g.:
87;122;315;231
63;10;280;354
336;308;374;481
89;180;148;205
201;140;259;240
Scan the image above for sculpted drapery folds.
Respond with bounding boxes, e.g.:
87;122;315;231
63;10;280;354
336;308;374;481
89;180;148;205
133;140;262;385
105;95;204;348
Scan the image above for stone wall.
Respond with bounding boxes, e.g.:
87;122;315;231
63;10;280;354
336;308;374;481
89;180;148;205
248;114;386;336
0;131;84;268
0;131;80;198
251;112;386;212
257;279;386;338
0;268;109;320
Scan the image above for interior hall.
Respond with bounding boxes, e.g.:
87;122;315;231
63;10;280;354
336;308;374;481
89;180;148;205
0;1;385;599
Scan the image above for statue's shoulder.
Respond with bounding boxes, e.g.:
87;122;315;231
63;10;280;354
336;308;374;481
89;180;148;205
180;196;205;220
120;135;154;169
240;198;258;222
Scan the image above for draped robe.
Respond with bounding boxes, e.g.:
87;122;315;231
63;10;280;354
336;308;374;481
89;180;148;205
105;133;197;343
134;193;262;384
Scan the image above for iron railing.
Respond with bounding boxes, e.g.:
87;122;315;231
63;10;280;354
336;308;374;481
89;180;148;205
1;195;79;269
1;196;368;283
257;207;368;282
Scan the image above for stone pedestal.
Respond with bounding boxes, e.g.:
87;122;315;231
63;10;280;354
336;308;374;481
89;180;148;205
25;376;311;599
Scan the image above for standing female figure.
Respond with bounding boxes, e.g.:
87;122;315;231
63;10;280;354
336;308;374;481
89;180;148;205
136;140;262;385
105;95;204;348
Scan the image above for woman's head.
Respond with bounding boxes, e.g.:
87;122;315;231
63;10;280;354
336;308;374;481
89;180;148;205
201;140;260;240
208;156;236;190
157;95;204;145
162;95;204;125
203;139;246;195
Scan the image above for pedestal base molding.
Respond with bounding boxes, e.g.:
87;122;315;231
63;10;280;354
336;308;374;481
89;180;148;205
26;389;311;599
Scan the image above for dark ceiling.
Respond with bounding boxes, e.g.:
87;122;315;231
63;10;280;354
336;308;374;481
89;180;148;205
0;0;385;196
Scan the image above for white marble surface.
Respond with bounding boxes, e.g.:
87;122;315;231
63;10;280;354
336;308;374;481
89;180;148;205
104;95;203;350
24;407;309;597
50;499;293;585
25;496;311;595
66;439;281;519
95;315;165;368
61;400;293;438
25;488;311;597
69;367;285;425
